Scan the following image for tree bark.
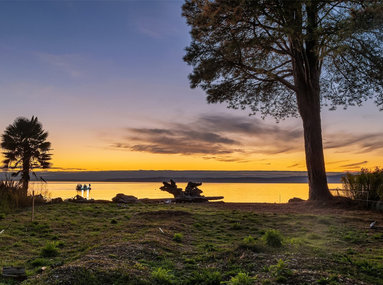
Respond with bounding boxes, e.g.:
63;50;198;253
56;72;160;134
297;88;332;200
290;2;332;201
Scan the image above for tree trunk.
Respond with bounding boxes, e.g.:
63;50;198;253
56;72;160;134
21;158;30;196
290;1;332;200
297;89;332;201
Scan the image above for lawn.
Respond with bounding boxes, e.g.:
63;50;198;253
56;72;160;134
0;201;382;284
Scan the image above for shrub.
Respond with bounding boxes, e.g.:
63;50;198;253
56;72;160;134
186;270;222;285
342;168;383;201
30;257;51;267
40;241;59;257
266;259;292;282
173;233;183;243
151;267;174;284
227;272;255;285
111;219;118;224
243;235;256;244
263;229;283;247
239;235;261;252
230;223;243;230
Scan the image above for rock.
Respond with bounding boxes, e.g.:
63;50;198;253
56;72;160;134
66;195;92;203
112;194;138;204
38;266;47;273
288;197;305;203
50;197;63;204
34;194;47;205
73;195;87;202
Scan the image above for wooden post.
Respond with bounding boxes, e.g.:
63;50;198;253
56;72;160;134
31;190;35;222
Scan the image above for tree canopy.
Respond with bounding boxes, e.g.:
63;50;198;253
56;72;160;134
183;0;383;200
183;0;383;119
1;116;51;191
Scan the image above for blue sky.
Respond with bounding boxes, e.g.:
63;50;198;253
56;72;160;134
0;0;382;171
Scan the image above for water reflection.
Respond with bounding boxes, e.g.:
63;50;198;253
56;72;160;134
30;182;343;203
77;189;91;200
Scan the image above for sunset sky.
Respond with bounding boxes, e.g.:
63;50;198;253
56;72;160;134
0;1;382;172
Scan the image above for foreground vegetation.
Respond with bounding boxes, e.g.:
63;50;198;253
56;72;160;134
342;167;383;201
0;201;382;284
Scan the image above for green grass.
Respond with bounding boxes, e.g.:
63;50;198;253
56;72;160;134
0;202;382;284
172;233;183;243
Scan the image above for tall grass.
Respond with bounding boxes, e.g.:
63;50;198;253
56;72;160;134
0;179;50;213
0;180;28;212
341;168;383;201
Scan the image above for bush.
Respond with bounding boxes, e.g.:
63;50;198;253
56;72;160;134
111;219;118;224
151;267;174;284
40;241;59;257
185;270;222;285
266;259;292;282
263;229;283;247
239;235;260;251
30;257;51;267
173;233;183;243
243;235;256;244
342;168;383;201
227;272;255;285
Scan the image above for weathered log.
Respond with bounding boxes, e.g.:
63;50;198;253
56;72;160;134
184;182;203;197
160;179;184;198
159;180;224;202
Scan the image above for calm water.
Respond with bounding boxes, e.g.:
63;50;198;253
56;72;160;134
29;181;343;203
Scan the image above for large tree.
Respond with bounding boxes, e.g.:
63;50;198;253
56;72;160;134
183;0;383;200
1;116;51;194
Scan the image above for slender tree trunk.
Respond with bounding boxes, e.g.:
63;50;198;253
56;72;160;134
297;88;332;200
21;158;30;197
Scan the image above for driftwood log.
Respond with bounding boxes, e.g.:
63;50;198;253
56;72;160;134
160;179;184;198
160;180;223;203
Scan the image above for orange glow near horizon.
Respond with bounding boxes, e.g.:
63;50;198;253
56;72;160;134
44;141;382;172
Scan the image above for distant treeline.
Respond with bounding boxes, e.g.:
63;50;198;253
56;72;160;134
0;171;344;183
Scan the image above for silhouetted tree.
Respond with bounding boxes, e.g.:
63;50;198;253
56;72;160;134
183;0;383;200
1;116;51;194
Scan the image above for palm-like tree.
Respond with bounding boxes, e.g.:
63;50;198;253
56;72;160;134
1;116;51;194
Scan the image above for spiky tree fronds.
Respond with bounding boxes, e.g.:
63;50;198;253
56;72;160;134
1;116;52;192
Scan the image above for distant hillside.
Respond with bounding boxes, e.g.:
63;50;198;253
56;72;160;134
0;170;344;183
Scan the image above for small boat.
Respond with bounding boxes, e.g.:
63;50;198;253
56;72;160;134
76;184;92;191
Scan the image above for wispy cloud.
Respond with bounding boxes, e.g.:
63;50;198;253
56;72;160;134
111;114;304;162
135;16;180;39
108;113;383;164
324;133;383;154
36;52;84;78
340;161;369;169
